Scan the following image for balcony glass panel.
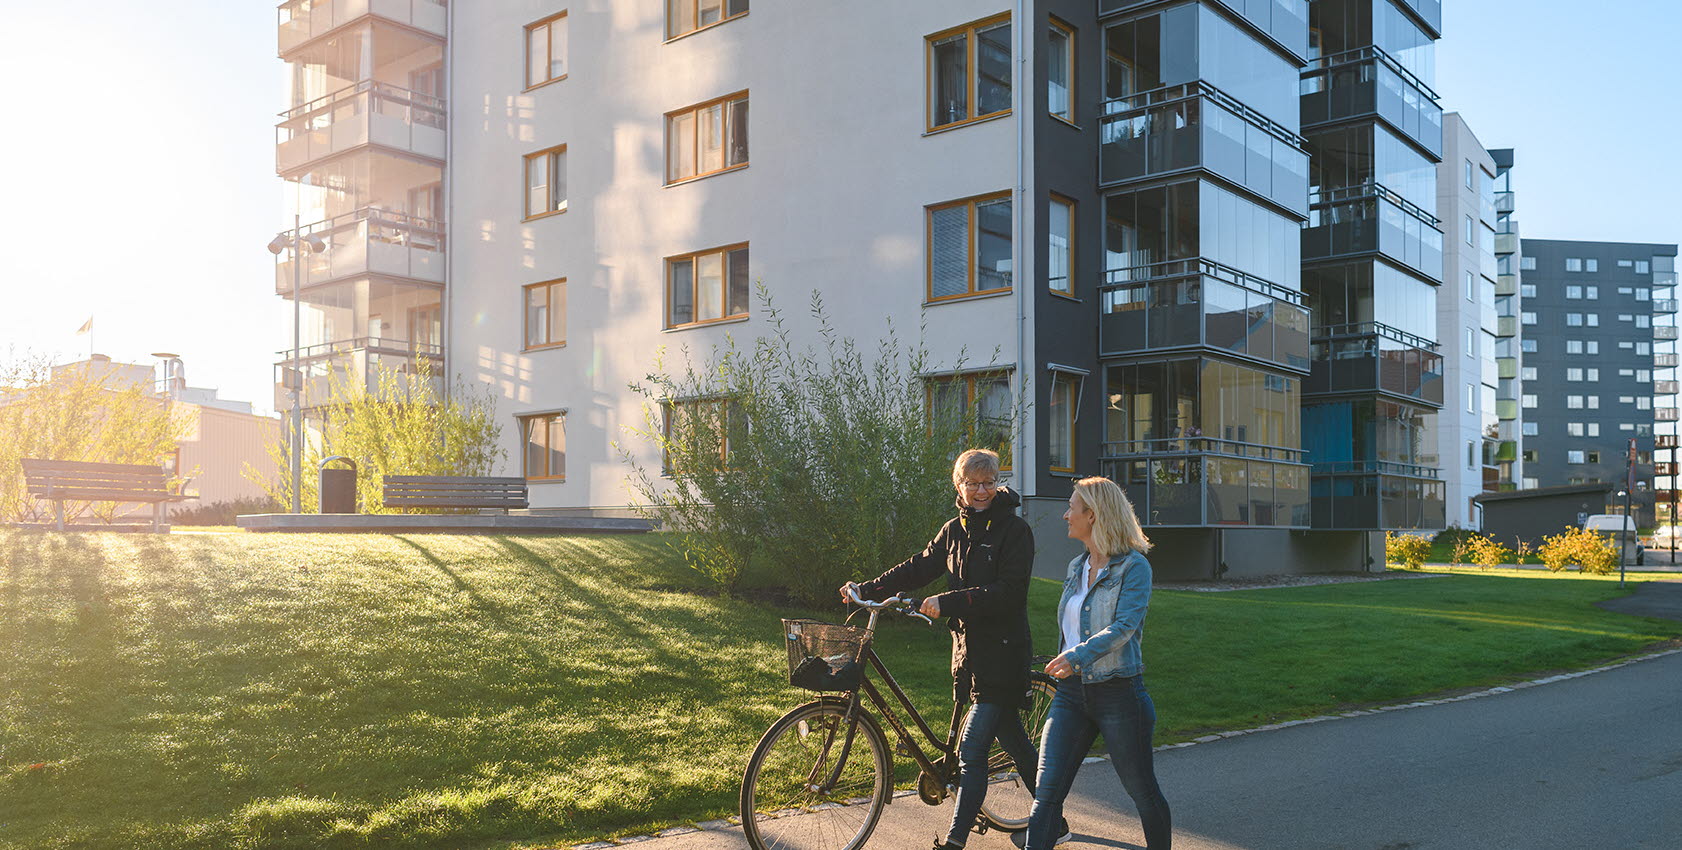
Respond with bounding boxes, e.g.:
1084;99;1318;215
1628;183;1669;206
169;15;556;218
1495;273;1517;297
1300;49;1442;159
1305;327;1443;405
1657;326;1680;341
1099;267;1310;371
1104;357;1303;459
1309;471;1444;530
275;342;443;411
1105;178;1301;290
1302;187;1443;281
279;0;447;53
276;209;445;292
1098;455;1310;528
1654;299;1678;314
277;81;446;173
1303;258;1437;342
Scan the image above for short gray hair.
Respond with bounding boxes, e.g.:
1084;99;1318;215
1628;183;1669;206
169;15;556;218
951;448;1001;489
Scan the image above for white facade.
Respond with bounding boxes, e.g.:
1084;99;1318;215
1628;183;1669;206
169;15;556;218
447;3;1035;511
1433;113;1498;528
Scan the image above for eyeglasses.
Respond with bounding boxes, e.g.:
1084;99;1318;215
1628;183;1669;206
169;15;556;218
961;479;999;492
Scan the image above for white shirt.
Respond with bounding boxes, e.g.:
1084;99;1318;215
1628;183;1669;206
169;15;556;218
1060;555;1097;657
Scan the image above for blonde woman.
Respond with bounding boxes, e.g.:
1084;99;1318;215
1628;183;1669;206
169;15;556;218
1020;476;1171;850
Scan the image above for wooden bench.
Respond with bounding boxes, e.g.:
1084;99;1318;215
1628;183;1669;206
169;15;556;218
382;475;529;512
22;458;194;532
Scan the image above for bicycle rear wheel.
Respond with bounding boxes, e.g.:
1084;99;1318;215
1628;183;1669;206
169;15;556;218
741;700;891;850
977;672;1057;832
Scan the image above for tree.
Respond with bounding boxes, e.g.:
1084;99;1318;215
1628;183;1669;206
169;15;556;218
248;358;505;513
0;351;188;523
620;286;1021;604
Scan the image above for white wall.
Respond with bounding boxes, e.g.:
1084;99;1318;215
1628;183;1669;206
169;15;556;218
448;2;1025;509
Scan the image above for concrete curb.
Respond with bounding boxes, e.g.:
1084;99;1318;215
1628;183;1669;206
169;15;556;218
569;645;1682;848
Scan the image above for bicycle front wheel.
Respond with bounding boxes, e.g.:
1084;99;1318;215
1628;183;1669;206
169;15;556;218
741;700;891;850
978;673;1057;832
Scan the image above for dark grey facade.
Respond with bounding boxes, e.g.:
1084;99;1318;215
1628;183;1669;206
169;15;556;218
1516;238;1679;525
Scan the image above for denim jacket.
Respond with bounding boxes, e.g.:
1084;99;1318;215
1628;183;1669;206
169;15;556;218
1057;550;1151;682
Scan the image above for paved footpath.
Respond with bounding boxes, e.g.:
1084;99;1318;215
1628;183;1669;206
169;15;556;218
612;648;1682;850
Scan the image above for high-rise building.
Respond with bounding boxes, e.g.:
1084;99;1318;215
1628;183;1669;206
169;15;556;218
1432;113;1497;528
1299;0;1447;530
1489;147;1524;491
272;1;1453;576
1517;238;1679;525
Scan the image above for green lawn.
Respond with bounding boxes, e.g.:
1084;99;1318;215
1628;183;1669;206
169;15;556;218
2;531;1678;850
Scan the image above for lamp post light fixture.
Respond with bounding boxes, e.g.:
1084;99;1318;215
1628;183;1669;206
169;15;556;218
266;214;328;513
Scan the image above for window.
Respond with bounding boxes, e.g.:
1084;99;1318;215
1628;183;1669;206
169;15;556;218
667;244;749;328
1047;370;1080;472
1567;313;1583;326
662;398;744;473
1048;19;1074;123
1586;258;1599;272
1619;314;1634;322
1637;260;1651;274
1466;440;1476;469
1522;422;1539;436
1586;285;1598;299
1620;395;1635;404
1566;257;1583;272
1620;368;1635;376
666;92;749;184
525;12;568;89
666;0;748;40
1466;327;1475;357
1639;369;1651;382
1566;340;1583;354
1639;397;1652;410
1465;270;1475;302
1587;368;1600;381
1619;341;1635;350
523;279;566;350
1464;160;1474;190
1522;449;1539;463
1621;423;1636;432
1521;283;1536;297
1587;451;1601;463
1465;215;1475;246
928;371;1014;467
1568;450;1585;464
1620;259;1635;268
1567;395;1583;409
1587;396;1600;409
1636;342;1649;355
1587;313;1599;327
520;413;566;480
1521;311;1537;325
1465;384;1475;413
928;193;1012;300
927;15;1012;131
1521;339;1537;353
1588;341;1600;354
1638;315;1651;328
1522;476;1539;489
1567;368;1583;381
524;145;567;219
1566;285;1582;300
1521;256;1536;271
1522;394;1538;408
1521;367;1537;380
1588;423;1600;437
1637;288;1651;301
1049;194;1073;295
1567;423;1584;437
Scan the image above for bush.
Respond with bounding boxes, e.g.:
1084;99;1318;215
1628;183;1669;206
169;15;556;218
1467;534;1514;571
1537;526;1620;575
1386;531;1432;569
170;496;282;526
621;286;1012;604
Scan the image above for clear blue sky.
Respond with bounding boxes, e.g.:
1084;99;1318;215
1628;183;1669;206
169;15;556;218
0;1;1677;410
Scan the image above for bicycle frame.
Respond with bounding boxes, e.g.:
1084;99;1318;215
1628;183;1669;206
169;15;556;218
852;645;964;786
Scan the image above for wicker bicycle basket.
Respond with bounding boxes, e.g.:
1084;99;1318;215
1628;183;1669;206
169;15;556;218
782;619;871;692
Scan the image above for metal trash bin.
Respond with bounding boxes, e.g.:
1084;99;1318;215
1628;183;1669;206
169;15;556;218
319;455;357;514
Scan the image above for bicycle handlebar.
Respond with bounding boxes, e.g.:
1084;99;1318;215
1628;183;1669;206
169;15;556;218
844;584;934;625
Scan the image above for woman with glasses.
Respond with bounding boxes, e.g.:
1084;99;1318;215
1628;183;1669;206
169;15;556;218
841;448;1060;850
1020;476;1171;850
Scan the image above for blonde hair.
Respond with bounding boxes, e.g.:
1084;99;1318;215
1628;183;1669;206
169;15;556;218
1072;476;1151;556
951;448;1001;489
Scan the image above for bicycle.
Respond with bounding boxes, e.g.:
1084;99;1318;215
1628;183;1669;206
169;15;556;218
740;588;1057;850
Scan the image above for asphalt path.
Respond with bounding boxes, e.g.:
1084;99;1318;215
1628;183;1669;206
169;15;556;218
626;649;1682;850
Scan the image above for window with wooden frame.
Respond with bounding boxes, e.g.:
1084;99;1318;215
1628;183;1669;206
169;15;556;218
927;371;1014;470
667;0;748;40
1048;370;1081;473
1049;194;1074;296
523;279;566;350
662;397;744;474
927;15;1012;131
666;92;749;184
524;145;567;219
1048;18;1074;123
525;11;568;89
667;244;749;328
519;412;566;481
928;193;1012;301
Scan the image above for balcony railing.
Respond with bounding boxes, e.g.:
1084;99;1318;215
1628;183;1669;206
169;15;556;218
279;0;446;54
276;80;445;174
1313;460;1440;479
1656;326;1680;341
1495;274;1517;297
1100;436;1306;464
1655;299;1679;314
1496;398;1518;421
275;337;443;410
1304;181;1444;281
1494;231;1519;256
1098;453;1312;528
1306;322;1443;405
1099;259;1311;372
1494;191;1515;214
1657;353;1679;367
1658;381;1680;396
1660;408;1681;422
1498;358;1517;379
275;208;445;292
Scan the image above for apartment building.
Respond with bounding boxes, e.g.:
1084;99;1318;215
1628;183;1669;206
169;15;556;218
273;0;1453;577
1517;238;1679;526
1430;113;1497;528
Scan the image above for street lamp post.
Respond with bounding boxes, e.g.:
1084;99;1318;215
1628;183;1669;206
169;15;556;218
267;215;326;513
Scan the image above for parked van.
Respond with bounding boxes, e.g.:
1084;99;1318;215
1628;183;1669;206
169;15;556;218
1582;514;1644;565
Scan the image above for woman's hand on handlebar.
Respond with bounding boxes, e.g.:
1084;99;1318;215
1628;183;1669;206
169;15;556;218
918;596;941;619
838;582;862;604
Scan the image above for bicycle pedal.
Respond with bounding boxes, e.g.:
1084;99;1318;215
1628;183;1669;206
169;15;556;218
972;823;990;835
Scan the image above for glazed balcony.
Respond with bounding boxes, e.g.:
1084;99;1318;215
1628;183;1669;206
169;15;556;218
1098;0;1308;57
1656;352;1679;368
1310;463;1445;531
1300;46;1442;160
279;0;446;54
1098;258;1311;373
1655;299;1678;314
275;208;444;293
1655;326;1680;341
1658;380;1680;396
1303;181;1444;282
1305;322;1443;406
277;81;445;175
275;338;443;411
1099;444;1311;528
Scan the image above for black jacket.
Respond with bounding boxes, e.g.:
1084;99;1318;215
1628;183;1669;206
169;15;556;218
857;487;1035;705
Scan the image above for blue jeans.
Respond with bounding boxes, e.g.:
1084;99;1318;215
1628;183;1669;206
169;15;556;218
946;700;1039;846
1025;676;1171;850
